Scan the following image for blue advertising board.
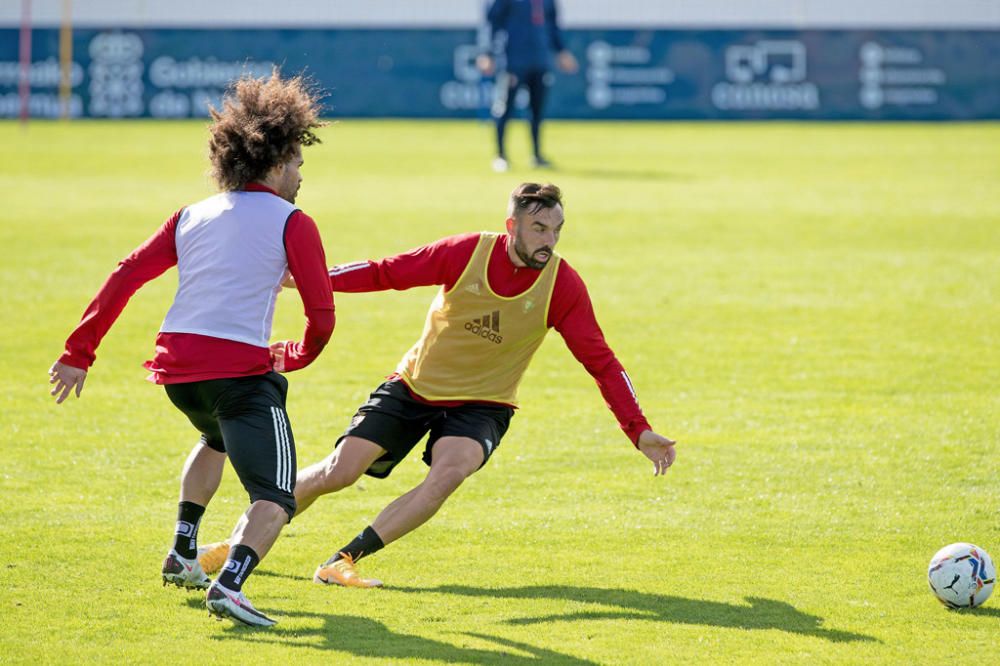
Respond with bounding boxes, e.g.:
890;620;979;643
1;27;997;120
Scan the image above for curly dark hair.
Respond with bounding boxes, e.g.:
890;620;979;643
507;182;563;218
207;70;327;191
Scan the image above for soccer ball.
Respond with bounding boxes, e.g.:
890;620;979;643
927;542;995;608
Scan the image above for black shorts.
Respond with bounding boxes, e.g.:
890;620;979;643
164;372;296;520
339;379;514;479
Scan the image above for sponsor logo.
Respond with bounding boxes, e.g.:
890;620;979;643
440;43;499;111
712;40;819;111
858;42;945;110
175;520;195;537
585;40;673;110
88;31;145;118
221;556;252;585
465;310;503;344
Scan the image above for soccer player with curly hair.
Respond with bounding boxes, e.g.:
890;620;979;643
48;71;334;626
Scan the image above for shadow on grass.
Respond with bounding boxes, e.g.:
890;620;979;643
392;585;878;644
557;166;692;182
249;568;304;582
199;605;596;664
948;606;1000;619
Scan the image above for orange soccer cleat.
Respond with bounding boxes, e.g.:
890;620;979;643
313;553;384;588
197;541;231;575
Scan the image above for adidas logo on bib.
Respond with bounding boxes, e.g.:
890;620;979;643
465;310;503;344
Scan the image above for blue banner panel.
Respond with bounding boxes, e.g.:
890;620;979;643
557;29;1000;120
0;27;997;120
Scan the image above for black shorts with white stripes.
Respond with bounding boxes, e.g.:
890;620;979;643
164;372;296;520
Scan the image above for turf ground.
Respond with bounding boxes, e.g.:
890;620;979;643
1;119;998;664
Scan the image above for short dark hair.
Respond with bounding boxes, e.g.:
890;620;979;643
207;70;327;191
508;182;563;218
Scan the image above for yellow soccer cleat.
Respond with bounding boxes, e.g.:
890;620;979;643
313;553;384;588
197;541;231;575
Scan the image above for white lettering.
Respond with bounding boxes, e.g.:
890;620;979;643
711;82;820;110
0;92;83;117
149;90;191;118
587;41;651;66
0;58;85;88
586;67;673;85
149;57;275;88
440;80;492;110
860;42;924;67
883;88;939;105
860;68;946;86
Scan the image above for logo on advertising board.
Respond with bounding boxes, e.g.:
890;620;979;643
148;56;274;118
585;40;673;110
711;40;819;111
441;43;490;111
440;40;531;114
0;57;84;118
858;42;946;110
88;31;145;117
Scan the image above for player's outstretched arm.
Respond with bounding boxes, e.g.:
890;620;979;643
48;361;87;404
49;211;182;403
637;430;676;477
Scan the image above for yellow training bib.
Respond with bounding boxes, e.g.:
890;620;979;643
397;233;559;405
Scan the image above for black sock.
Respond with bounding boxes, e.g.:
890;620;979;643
326;526;384;565
216;544;260;593
173;501;205;559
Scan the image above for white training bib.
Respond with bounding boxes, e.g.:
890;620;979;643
161;191;295;347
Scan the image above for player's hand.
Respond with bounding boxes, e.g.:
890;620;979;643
476;54;495;76
557;50;579;74
637;430;676;477
48;361;87;404
282;273;297;289
269;341;287;373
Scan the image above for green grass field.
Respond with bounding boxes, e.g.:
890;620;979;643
1;119;998;664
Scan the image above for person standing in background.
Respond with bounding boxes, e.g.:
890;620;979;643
478;0;579;172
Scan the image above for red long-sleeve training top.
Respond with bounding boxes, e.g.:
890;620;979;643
58;183;335;383
329;232;653;446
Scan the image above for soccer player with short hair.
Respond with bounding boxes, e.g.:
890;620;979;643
198;182;675;587
48;72;334;626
